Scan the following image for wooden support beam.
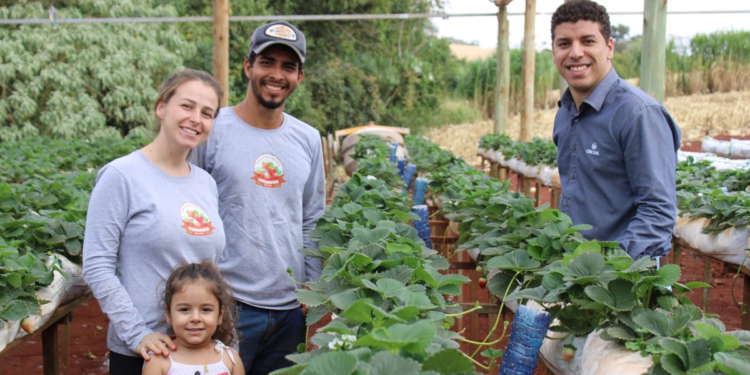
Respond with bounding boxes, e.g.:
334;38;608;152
494;4;511;134
550;187;560;209
641;0;667;103
520;0;536;142
213;0;229;107
703;257;712;312
42;321;60;375
744;275;750;330
672;241;682;268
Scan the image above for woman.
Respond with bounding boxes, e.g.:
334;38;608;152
82;69;226;374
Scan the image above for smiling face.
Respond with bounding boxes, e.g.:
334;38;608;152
552;20;614;105
155;80;219;151
245;45;304;110
165;281;223;349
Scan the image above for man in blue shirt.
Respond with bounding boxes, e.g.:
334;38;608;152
551;0;681;260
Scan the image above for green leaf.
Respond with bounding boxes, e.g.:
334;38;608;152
506;286;546;302
305;351;357;375
376;278;406;298
606;325;636;341
660;338;689;367
2;273;22;288
684;281;712;290
565;252;605;284
660;353;686;374
330;290;360;311
480;348;504;359
340;298;376;323
385;243;413;255
343;203;363;215
488;271;518;299
438;274;470;287
296;290;329;307
367;351;422;375
584;279;635;312
656;265;681;287
574;241;602;254
687;338;711;369
422;349;474;374
397;290;436;310
657;296;680;311
694;322;722;340
715;352;750;375
486;249;540;272
633;310;670;337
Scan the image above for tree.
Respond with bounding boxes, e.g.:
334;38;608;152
0;0;194;140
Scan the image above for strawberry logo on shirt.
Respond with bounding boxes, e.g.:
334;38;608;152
180;203;215;236
251;154;286;188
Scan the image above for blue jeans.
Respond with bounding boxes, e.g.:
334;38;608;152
236;301;305;375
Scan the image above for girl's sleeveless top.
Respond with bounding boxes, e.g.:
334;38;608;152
166;341;236;375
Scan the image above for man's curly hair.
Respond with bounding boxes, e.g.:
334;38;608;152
551;0;611;42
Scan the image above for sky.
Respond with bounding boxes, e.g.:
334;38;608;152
432;0;750;50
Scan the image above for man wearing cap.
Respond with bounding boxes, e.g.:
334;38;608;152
190;21;325;374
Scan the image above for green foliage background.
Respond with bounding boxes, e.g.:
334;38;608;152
0;0;195;141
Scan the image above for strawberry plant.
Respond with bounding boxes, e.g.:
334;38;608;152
276;173;486;374
0;137;143;327
675;157;750;233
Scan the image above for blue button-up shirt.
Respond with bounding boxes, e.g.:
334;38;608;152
553;69;681;259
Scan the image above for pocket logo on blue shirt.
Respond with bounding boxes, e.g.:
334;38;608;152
586;143;599;155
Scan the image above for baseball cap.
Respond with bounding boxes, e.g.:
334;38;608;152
248;21;306;63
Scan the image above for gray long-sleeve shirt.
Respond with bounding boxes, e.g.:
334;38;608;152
82;151;225;356
190;108;325;310
553;69;681;259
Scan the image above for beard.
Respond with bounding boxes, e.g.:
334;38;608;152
250;76;297;110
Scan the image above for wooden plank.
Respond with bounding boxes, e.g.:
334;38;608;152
534;180;541;207
212;0;229;107
520;0;537;142
641;0;667;103
60;315;72;375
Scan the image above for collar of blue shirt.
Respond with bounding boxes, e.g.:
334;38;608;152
558;68;620;113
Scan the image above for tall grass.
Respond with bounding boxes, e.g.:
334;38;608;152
459;30;750;118
458;49;560;116
665;31;750;96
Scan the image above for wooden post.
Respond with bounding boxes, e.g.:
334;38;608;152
520;0;536;142
641;0;667;103
213;0;229;107
743;274;750;330
42;321;60;375
703;258;711;312
494;0;513;134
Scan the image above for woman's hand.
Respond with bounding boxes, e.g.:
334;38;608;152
136;332;176;361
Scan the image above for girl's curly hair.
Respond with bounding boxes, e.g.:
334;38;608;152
163;261;236;346
551;0;611;42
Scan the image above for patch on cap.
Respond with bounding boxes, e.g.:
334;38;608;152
265;24;297;41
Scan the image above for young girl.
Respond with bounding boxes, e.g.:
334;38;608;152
142;262;245;375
